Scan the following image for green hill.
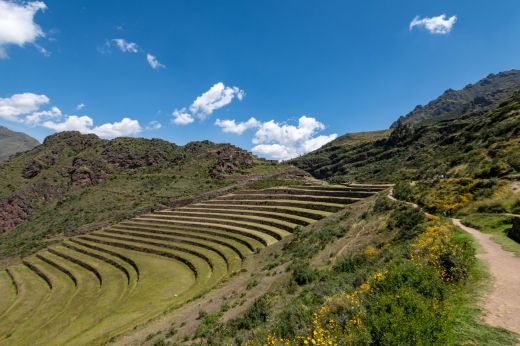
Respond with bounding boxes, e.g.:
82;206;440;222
0;131;289;262
292;91;520;184
0;126;39;161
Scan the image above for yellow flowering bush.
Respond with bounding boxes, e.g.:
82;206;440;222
411;224;474;282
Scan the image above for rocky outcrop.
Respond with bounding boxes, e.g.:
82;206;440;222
67;157;111;187
101;138;183;169
22;160;44;179
43;131;102;152
508;217;520;243
0;183;65;233
210;145;254;178
0;193;33;233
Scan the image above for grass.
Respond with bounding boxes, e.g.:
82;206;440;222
461;213;520;257
189;195;518;346
0;270;17;315
0;182;372;345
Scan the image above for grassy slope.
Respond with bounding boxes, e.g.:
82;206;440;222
140;194;516;345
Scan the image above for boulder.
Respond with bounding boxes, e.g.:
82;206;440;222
508;217;520;243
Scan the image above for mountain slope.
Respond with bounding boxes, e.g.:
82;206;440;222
292;90;520;183
0;126;39;161
392;69;520;127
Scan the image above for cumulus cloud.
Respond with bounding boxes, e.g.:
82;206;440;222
24;106;61;125
112;38;139;53
146;53;165;69
190;82;245;120
170;82;245;125
0;92;142;138
0;0;47;58
251;116;337;160
42;116;142;138
410;14;457;34
76;103;85;111
215;117;259;134
146;120;162;130
0;93;49;121
171;109;194;125
214;115;337;161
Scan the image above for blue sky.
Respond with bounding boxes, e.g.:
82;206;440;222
1;0;520;160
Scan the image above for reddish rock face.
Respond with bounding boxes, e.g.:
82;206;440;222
0;183;65;233
0;193;33;233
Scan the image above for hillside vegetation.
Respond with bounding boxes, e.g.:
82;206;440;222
0;132;287;263
292;90;520;185
0;183;382;345
0;126;39;161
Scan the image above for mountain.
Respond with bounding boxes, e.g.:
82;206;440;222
0;126;39;161
292;90;520;183
0;131;288;260
391;69;520;127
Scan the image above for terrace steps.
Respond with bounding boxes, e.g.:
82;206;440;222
0;271;17;317
0;183;389;345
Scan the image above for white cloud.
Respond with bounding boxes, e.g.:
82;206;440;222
112;38;139;53
42;115;93;133
251;116;337;161
42;116;142;138
146;53;165;69
76;103;85;111
214;115;337;161
300;134;339;153
251;144;295;161
0;0;47;58
24;105;61;125
0;92;142;139
0;92;49;121
410;14;457;34
215;117;259;134
190;82;245;119
146;120;162;130
171;109;194;125
90;117;142;138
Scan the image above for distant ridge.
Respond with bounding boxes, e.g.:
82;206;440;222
0;126;39;161
392;69;520;127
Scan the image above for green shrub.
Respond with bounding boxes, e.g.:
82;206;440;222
195;312;222;338
228;296;270;331
388;207;424;239
357;287;448;345
292;262;317;285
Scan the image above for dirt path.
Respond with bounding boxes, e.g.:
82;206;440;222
452;219;520;336
387;190;520;336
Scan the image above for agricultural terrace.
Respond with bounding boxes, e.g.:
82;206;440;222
0;183;389;345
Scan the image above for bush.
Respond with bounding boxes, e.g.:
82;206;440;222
195;312;222;338
394;181;415;202
292;262;317;285
374;262;446;300
358;287;448;345
228;296;270;331
388;207;425;239
411;224;475;282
